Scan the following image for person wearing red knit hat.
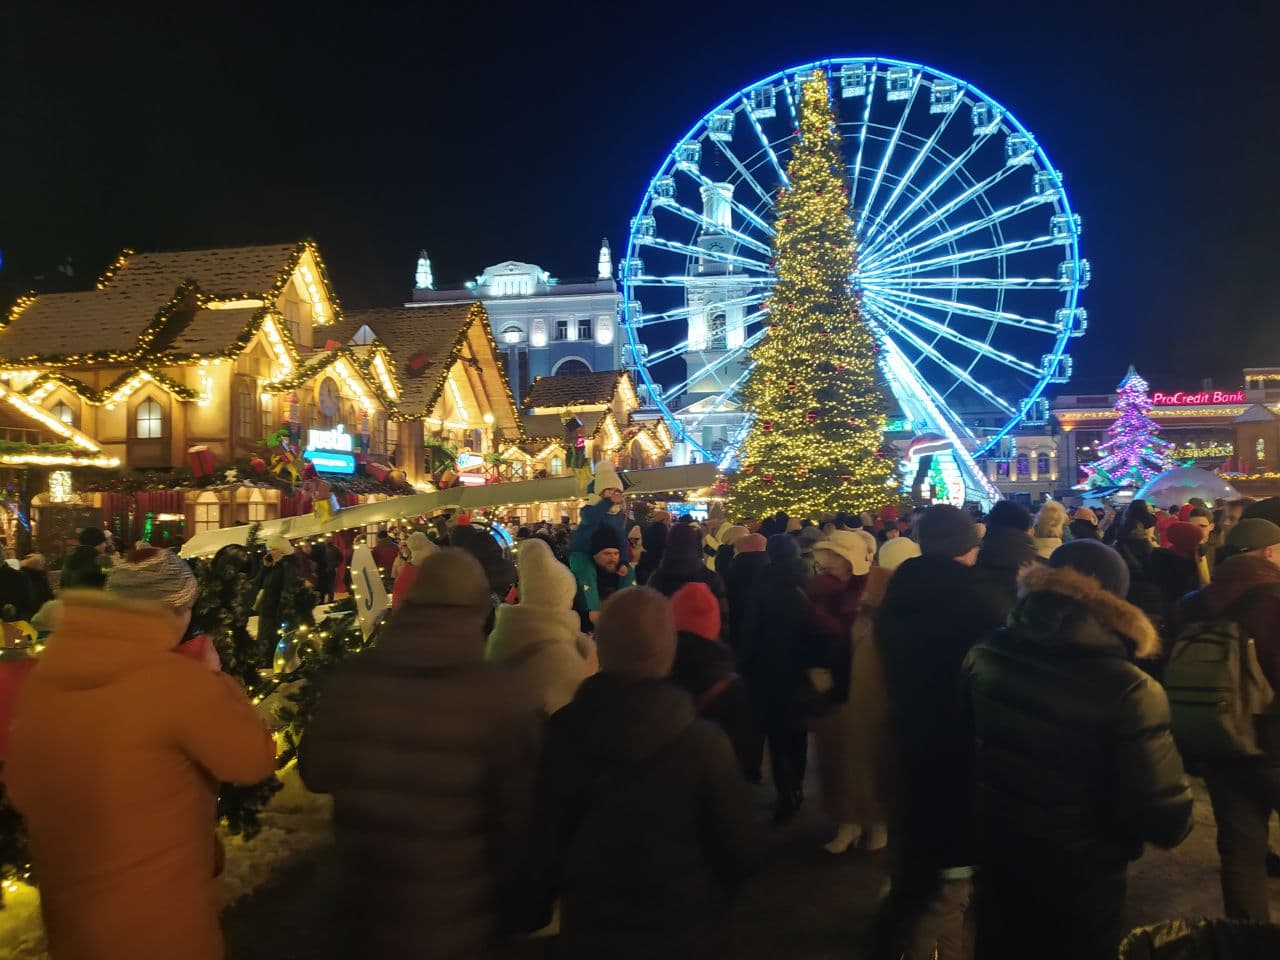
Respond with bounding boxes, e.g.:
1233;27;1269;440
669;583;757;778
1149;521;1210;623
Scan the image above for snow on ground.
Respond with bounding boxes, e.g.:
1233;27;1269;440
0;762;331;960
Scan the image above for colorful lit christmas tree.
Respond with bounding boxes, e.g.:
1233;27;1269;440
1080;365;1172;488
728;70;896;518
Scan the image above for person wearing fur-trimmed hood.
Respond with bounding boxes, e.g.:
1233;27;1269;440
962;540;1193;960
487;538;596;715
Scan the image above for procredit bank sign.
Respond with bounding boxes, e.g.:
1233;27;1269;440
1151;389;1246;406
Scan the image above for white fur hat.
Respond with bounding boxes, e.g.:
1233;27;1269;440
812;528;874;576
591;461;624;495
266;535;292;556
878;537;921;571
517;537;576;611
407;531;437;565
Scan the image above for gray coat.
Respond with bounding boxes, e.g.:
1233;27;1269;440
300;600;541;959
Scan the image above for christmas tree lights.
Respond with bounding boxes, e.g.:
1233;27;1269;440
1080;365;1172;488
728;70;896;518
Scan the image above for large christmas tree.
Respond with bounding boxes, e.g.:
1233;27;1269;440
1080;365;1172;488
729;70;896;518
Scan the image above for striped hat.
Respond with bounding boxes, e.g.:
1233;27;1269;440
106;548;198;610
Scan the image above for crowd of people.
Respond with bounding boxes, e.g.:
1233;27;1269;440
1;482;1278;959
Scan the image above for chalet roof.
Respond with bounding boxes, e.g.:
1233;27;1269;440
1234;403;1278;424
332;303;484;418
0;242;303;364
163;305;260;355
520;410;605;440
524;370;627;409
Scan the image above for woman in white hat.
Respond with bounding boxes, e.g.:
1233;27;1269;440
804;528;878;852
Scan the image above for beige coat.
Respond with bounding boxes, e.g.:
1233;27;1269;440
845;566;894;823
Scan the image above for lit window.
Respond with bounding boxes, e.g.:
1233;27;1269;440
194;491;220;532
596;316;614;346
136;398;164;439
577;317;592;341
1257;437;1266;465
502;325;523;344
1036;452;1051;475
1016;454;1030;477
238;383;255;439
51;401;75;426
555;319;570;341
261;393;275;438
550;456;564;475
530;319;547;347
247;489;267;523
707;311;727;350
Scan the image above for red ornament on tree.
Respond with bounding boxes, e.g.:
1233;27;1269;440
805;410;818;423
762;474;775;485
762;421;774;432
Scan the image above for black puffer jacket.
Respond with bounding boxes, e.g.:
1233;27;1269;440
963;564;1193;870
973;524;1040;613
672;631;758;778
877;555;1009;870
724;552;769;655
522;674;763;959
739;556;813;731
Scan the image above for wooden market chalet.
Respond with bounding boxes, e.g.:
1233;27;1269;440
0;240;671;550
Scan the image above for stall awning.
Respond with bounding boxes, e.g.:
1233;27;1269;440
181;463;718;557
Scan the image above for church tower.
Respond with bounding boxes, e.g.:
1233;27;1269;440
683;182;751;393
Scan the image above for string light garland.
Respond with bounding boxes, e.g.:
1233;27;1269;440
728;69;897;518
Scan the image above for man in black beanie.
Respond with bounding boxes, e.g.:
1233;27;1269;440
574;524;630;630
964;539;1192;960
867;505;1008;960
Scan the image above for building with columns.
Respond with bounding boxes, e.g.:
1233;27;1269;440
407;244;624;407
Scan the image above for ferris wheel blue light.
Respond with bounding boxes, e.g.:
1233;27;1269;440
621;56;1087;495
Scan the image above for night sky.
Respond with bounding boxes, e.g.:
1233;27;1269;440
2;1;1277;392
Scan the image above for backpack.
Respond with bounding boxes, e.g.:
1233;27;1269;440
1164;616;1275;760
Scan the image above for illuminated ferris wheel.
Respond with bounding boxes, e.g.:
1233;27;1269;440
620;56;1088;503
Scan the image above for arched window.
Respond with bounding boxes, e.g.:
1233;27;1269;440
50;401;75;427
554;358;591;376
136;398;164;439
1257;437;1266;466
1016;453;1030;477
550;456;564;476
194;491;221;533
501;325;523;345
247;489;267;523
707;311;727;350
1036;452;1051;476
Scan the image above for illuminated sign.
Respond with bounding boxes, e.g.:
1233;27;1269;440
304;424;356;474
1151;390;1246;406
456;451;483;470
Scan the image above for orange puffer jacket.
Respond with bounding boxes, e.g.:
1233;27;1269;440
5;591;276;960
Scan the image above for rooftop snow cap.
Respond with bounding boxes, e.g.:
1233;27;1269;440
916;504;979;559
595;586;677;680
1049;539;1130;597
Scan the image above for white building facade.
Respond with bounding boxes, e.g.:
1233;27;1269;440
408;244;624;407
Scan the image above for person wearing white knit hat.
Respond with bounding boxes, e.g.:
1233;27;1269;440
486;538;595;715
390;531;439;610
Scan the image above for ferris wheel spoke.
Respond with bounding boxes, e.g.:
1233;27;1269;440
740;97;790;189
688;366;756;432
863;290;1042;377
868;161;1024;262
636;293;767;328
858;132;994;263
630;273;776;289
862;97;961;247
864;301;1017;416
848;67;878;213
644;307;771;365
635;235;772;273
863;194;1048;272
782;74;800;128
856;74;922;235
710;137;777;213
866;275;1065;291
869;288;1059;333
656;198;774;256
864;234;1063;279
660;329;766;404
675;167;777;236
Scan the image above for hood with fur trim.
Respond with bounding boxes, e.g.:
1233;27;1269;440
1015;563;1160;659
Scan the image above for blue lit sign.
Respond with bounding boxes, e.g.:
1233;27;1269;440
304;424;356;474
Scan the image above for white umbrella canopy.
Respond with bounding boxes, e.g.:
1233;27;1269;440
1134;466;1241;509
